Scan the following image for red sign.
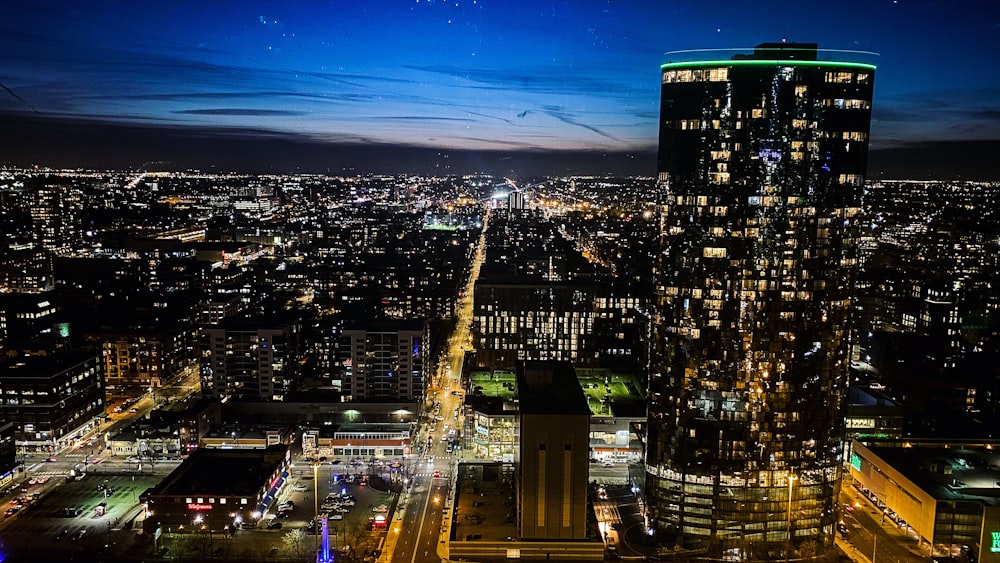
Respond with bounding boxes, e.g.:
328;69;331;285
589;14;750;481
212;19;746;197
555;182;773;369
188;503;213;511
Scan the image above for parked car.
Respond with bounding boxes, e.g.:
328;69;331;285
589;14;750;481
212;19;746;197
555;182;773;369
266;521;283;530
55;529;69;541
71;529;87;542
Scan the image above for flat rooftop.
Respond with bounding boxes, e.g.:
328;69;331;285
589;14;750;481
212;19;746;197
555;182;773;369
868;445;1000;506
451;462;518;541
151;444;288;498
466;367;645;417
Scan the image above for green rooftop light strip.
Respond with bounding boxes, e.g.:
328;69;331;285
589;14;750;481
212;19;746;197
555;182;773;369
661;59;876;71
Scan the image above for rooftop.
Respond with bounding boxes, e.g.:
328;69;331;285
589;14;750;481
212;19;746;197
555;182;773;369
662;42;877;69
150;444;288;498
867;444;1000;506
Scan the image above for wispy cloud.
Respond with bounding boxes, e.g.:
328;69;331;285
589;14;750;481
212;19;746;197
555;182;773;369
540;105;619;141
172;108;308;116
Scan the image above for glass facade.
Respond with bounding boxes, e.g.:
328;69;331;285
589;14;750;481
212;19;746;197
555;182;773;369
647;44;875;560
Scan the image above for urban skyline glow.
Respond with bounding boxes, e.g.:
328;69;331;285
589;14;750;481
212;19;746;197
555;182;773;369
1;0;998;172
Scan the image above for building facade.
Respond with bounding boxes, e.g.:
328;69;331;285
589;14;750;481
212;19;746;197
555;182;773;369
646;43;875;560
517;361;590;541
87;322;197;399
0;351;105;452
340;321;426;402
200;319;301;401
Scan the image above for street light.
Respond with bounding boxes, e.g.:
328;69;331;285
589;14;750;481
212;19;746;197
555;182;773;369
787;473;797;562
312;462;320;557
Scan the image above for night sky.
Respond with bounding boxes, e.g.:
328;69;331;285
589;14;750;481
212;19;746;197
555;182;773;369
1;1;998;176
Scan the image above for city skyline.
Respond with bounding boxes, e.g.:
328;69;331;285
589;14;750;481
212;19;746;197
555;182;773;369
2;1;999;176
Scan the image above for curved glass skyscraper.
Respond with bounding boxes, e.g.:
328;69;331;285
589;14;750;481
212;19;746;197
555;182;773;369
646;43;875;561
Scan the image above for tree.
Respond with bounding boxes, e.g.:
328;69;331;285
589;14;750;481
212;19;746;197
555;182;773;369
282;528;308;560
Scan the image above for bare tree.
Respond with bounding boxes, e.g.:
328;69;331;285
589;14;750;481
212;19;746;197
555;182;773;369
340;519;372;562
282;528;308;560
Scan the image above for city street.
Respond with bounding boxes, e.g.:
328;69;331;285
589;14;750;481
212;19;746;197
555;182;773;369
387;206;489;563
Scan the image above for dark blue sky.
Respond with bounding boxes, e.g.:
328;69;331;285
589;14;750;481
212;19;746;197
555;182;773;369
2;1;998;172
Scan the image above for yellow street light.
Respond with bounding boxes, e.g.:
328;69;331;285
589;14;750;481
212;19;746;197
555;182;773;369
313;462;320;556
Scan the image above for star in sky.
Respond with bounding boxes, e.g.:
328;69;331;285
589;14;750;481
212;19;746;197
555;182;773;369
1;1;998;173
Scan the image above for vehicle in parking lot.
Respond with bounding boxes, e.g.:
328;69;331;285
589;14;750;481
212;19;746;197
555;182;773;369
56;529;69;541
331;513;343;520
71;529;87;542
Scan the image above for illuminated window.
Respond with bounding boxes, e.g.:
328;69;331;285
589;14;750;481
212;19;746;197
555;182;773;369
825;99;871;110
824;71;854;83
838;174;864;186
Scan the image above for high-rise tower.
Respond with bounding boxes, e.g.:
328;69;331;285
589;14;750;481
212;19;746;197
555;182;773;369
646;43;875;560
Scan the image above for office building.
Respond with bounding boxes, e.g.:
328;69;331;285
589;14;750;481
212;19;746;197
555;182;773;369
517;360;590;540
850;440;1000;562
646;43;875;560
0;351;105;452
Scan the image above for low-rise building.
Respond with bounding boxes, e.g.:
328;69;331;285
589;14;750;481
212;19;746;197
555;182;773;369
850;439;1000;562
142;444;291;535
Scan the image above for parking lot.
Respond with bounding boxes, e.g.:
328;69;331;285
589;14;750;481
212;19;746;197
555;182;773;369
0;471;161;560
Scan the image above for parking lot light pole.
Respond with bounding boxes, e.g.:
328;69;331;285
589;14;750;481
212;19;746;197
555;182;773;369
313;462;320;557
